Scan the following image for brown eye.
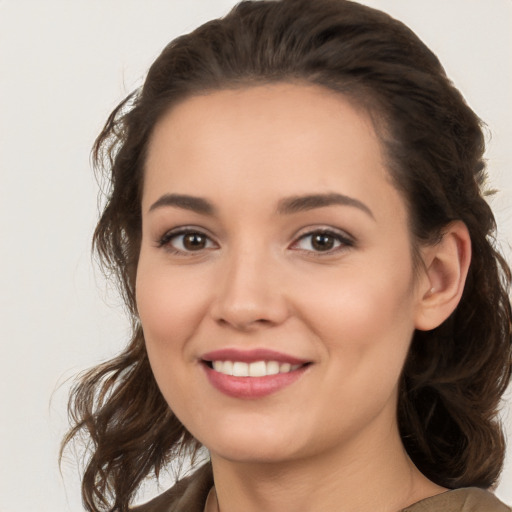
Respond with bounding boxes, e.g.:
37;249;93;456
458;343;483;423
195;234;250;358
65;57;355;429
182;233;208;250
159;229;216;254
292;229;353;254
311;233;336;251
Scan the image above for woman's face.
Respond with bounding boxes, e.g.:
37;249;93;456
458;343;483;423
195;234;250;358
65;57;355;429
136;83;426;464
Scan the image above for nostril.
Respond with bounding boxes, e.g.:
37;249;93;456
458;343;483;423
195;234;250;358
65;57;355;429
216;317;275;331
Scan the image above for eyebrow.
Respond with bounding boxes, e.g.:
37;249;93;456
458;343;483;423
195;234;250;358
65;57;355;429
277;193;374;219
148;192;374;219
148;194;216;215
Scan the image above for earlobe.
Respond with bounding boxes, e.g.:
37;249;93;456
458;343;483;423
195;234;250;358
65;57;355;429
414;221;472;331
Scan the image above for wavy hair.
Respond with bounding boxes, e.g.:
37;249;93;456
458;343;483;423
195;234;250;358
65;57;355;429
62;0;512;510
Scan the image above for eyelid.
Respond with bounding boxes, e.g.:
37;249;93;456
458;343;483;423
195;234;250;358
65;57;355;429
289;226;355;254
157;226;218;254
155;224;354;256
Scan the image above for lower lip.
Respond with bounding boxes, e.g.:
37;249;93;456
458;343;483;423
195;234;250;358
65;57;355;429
203;364;308;399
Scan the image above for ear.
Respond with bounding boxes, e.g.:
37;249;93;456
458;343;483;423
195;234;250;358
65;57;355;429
414;221;472;331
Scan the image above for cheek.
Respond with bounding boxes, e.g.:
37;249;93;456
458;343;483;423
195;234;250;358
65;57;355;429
135;257;210;348
135;258;207;416
300;264;415;336
303;270;416;423
297;257;417;375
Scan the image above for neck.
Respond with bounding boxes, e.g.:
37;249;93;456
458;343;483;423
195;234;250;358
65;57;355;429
208;421;445;512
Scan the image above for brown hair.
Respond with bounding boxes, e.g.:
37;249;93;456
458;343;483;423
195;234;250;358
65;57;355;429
62;1;512;510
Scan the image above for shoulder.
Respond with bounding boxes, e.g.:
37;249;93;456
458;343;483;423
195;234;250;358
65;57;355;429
130;463;213;512
403;488;511;512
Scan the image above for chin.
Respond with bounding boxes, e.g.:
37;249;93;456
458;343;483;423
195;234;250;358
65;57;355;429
196;417;306;464
210;443;300;465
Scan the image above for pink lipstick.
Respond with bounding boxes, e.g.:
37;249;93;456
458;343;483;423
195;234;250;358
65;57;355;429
201;348;309;365
201;348;310;399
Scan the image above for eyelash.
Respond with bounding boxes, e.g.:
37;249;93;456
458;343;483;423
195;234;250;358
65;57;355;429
157;227;354;256
157;227;217;255
291;229;354;256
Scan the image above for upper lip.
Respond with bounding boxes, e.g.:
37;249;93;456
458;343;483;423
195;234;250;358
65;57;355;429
201;348;310;365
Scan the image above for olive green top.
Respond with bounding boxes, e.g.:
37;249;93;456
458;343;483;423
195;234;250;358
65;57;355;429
402;487;511;512
131;463;511;512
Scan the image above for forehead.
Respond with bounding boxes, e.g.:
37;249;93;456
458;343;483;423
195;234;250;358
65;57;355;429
143;83;404;222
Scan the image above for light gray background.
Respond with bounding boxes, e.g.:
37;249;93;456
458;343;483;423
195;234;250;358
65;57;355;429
0;1;510;511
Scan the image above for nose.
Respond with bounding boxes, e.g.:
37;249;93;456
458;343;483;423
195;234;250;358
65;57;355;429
209;246;290;331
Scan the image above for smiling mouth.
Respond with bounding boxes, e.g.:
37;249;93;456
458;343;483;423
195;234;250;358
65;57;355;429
202;358;310;398
205;360;305;377
200;349;311;397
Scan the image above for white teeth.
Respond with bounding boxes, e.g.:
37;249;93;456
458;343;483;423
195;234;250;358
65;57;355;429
210;360;303;377
212;361;223;372
232;361;249;377
280;362;291;373
249;361;267;377
223;360;234;375
213;361;234;375
266;361;280;375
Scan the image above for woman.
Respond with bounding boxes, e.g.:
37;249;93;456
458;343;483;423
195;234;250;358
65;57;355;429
63;0;512;511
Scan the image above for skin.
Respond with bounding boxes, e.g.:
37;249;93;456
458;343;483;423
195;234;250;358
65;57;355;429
136;83;470;512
